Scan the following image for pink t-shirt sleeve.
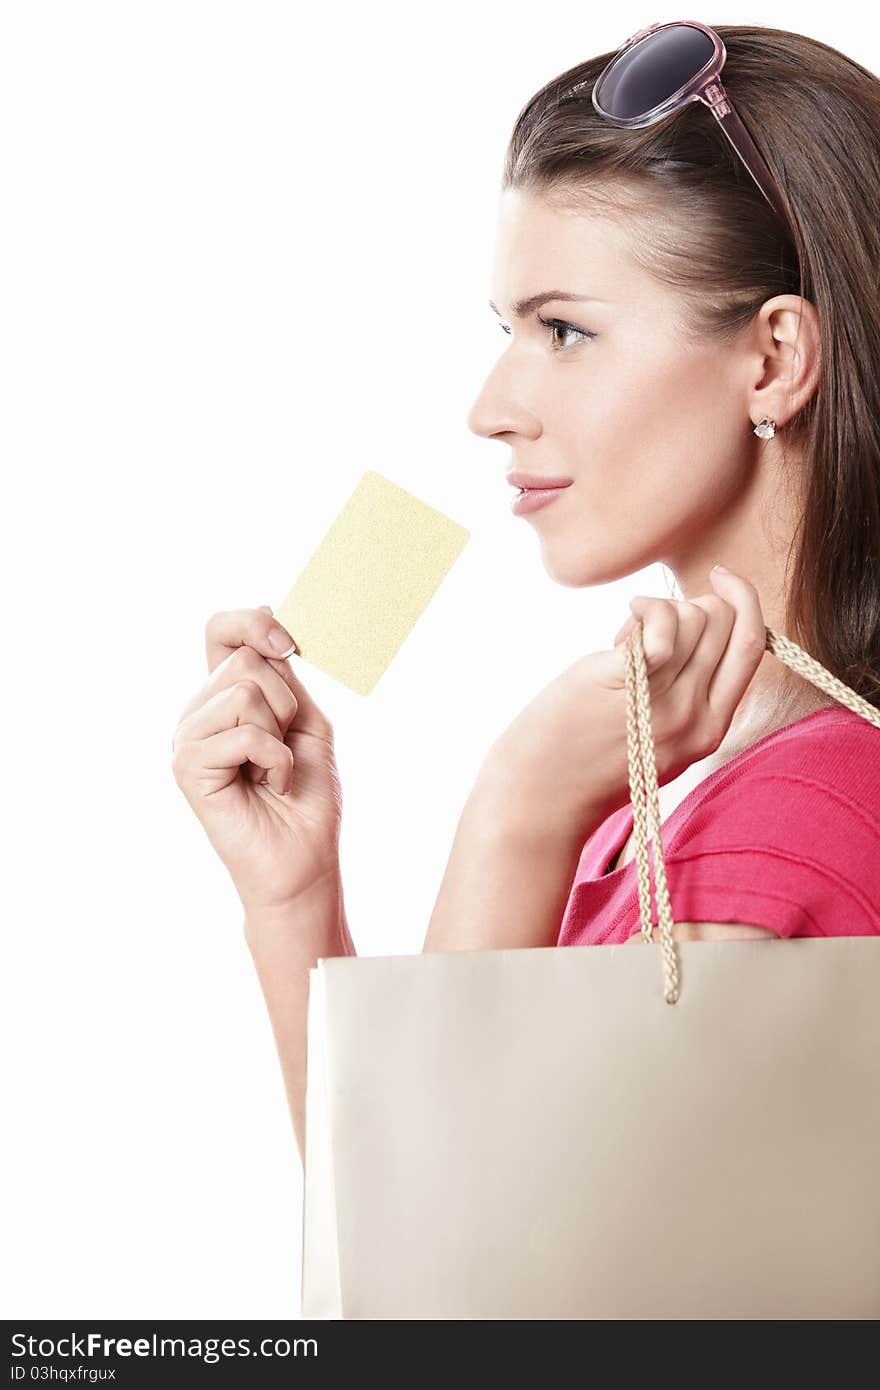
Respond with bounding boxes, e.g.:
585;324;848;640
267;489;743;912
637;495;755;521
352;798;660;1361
558;705;880;947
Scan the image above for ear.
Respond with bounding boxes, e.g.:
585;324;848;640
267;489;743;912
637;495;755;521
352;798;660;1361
750;293;822;425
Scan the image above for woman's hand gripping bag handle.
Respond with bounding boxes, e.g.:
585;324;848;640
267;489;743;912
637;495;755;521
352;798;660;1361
621;618;880;1004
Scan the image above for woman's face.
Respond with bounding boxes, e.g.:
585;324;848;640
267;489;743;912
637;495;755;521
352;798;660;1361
467;188;758;588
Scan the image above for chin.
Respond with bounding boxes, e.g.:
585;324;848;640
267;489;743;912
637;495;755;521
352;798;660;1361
537;540;626;589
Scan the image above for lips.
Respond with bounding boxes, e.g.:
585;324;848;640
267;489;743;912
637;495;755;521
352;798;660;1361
506;472;574;492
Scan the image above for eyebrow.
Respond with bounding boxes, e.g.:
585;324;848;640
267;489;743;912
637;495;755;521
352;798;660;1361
489;290;609;319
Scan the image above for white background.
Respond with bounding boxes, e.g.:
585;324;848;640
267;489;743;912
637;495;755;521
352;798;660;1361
2;1;875;1318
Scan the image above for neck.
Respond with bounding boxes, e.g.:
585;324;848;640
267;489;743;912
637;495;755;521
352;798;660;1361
665;439;833;748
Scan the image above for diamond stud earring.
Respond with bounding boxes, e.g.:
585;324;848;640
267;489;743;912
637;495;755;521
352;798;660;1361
753;417;777;439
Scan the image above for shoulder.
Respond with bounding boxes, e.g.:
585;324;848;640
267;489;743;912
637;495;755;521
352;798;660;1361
752;701;880;778
688;704;880;832
658;704;880;939
560;705;880;949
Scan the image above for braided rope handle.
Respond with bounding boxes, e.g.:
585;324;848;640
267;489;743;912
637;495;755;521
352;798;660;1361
621;623;880;1004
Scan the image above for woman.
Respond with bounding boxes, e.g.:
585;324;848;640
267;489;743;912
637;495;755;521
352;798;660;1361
171;24;880;1164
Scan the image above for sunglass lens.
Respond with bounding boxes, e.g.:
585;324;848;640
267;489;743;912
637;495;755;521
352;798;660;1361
595;26;715;119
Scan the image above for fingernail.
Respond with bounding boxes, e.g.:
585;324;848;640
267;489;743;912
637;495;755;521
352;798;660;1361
268;624;297;655
711;563;729;573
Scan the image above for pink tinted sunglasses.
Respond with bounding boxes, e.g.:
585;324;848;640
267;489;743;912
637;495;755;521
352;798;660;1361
587;19;794;238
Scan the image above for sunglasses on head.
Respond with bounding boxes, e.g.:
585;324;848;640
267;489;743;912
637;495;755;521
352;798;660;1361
584;20;793;239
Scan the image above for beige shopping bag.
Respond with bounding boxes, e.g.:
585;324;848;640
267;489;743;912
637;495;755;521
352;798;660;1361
300;624;880;1320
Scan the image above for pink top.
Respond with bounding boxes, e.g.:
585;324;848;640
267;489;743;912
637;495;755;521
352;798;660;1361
557;704;880;947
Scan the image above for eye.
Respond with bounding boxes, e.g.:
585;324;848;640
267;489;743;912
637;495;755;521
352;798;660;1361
537;315;598;352
495;316;597;352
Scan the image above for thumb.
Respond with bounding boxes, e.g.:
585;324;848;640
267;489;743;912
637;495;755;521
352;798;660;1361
256;607;335;742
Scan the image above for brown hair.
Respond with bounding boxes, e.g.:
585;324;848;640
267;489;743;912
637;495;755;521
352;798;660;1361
501;24;880;708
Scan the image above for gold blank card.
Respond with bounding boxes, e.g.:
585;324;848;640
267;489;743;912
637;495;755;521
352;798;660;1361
273;471;470;696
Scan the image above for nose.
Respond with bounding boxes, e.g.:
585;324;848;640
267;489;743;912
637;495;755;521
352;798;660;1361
466;390;498;440
466;369;537;443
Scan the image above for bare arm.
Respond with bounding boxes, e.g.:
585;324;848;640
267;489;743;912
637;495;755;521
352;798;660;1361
244;865;355;1167
422;778;590;953
421;774;782;953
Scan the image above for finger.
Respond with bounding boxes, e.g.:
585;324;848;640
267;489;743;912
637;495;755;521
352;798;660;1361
205;606;297;672
623;597;703;680
199;724;293;796
675;592;737;697
176;641;298;735
703;568;769;719
204;606;332;738
175;678;287;785
212;646;299;737
173;716;292;798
